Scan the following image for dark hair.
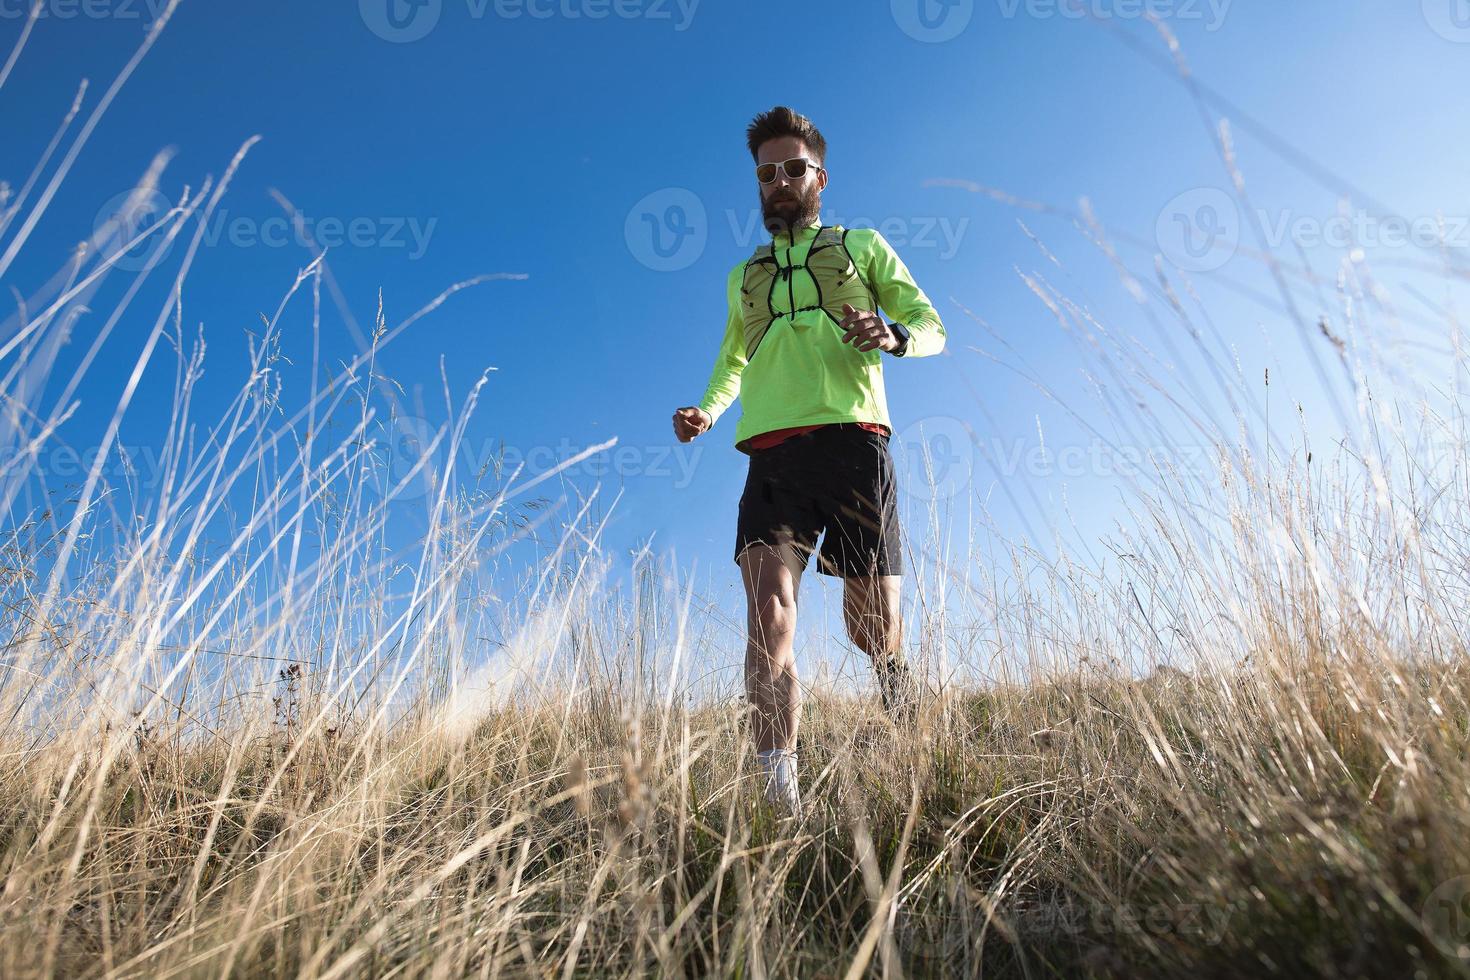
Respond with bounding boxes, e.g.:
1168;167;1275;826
745;106;827;165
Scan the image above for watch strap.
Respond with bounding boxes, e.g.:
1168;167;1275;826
887;321;911;356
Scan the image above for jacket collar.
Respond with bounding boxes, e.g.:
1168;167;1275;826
769;219;823;248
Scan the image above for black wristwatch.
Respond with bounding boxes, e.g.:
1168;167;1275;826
886;321;911;356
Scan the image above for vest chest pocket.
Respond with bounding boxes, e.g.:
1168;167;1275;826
738;226;877;361
807;239;877;327
740;257;782;360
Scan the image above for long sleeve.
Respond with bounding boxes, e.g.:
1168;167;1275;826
855;227;946;358
695;263;748;427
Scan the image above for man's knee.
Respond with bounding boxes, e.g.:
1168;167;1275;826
746;588;800;702
846;613;898;655
752;587;798;643
741;547;799;632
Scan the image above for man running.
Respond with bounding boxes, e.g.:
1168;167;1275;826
671;106;947;814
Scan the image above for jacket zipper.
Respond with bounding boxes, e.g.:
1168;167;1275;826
784;245;796;320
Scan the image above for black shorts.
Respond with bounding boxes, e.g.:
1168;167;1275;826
734;423;903;578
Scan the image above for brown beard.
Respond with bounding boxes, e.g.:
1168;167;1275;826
760;183;821;237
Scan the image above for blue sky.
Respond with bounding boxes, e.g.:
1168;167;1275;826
4;1;1469;677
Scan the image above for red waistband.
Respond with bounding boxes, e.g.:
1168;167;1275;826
745;421;890;452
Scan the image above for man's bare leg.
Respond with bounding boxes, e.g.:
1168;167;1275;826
842;574;920;722
739;541;804;811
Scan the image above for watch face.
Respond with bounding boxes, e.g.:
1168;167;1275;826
885;322;909;355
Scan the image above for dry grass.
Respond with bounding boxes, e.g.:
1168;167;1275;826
2;596;1467;978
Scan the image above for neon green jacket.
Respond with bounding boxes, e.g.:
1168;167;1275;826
696;221;946;452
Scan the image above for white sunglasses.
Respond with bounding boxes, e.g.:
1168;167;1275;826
755;156;824;184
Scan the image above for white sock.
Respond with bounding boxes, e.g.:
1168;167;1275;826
757;748;801;811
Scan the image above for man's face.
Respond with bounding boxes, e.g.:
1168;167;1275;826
756;136;827;236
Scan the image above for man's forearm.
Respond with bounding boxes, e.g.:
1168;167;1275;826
892;311;945;358
861;228;947;359
697;264;749;426
697;365;740;426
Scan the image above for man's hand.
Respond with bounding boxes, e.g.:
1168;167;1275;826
672;406;712;443
838;303;899;353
